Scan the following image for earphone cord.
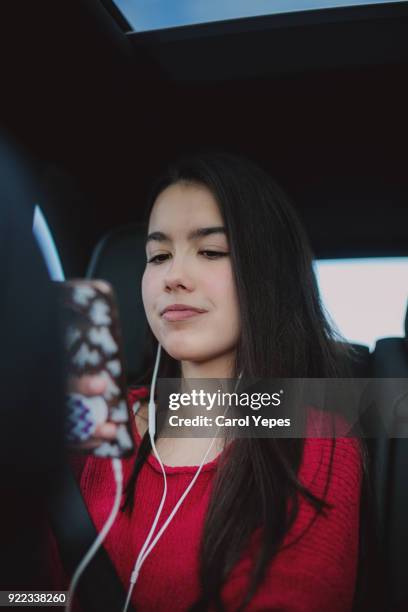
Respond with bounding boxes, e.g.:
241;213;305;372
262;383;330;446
66;457;123;612
66;345;163;612
121;431;218;612
122;358;242;612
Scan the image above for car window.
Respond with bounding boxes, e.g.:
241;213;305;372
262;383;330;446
33;205;65;281
113;0;404;32
315;258;408;349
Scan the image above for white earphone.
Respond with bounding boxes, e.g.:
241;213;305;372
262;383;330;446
122;345;239;612
66;340;241;612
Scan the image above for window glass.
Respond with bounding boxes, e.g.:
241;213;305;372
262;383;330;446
114;0;402;33
33;205;65;281
315;258;408;349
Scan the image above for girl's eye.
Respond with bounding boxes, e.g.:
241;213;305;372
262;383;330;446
147;251;229;264
147;253;170;264
200;250;229;259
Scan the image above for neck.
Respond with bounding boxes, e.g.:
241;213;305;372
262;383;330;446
181;351;236;379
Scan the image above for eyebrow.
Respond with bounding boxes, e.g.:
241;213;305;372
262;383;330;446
146;226;226;245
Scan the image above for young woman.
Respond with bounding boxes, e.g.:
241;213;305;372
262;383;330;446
50;153;367;611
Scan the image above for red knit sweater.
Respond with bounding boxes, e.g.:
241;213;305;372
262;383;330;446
48;389;362;611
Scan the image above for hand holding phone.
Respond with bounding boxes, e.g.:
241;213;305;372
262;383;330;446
66;374;117;450
58;279;134;457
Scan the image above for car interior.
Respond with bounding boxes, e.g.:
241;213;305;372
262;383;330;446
1;1;407;610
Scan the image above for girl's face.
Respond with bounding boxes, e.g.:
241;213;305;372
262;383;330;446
142;181;240;368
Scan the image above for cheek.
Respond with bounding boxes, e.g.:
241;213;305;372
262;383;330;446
141;270;156;320
206;267;240;327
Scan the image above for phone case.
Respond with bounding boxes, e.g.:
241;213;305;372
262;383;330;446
58;279;134;457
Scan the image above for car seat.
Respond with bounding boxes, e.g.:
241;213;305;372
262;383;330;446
86;224;148;383
371;303;408;611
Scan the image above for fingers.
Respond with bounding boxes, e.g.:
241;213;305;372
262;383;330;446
65;375;118;450
67;375;107;396
68;438;105;451
94;422;118;440
66;424;118;451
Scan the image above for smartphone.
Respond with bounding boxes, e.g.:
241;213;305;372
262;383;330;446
58;279;134;458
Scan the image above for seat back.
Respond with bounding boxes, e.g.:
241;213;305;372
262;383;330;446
371;303;408;610
86;224;148;382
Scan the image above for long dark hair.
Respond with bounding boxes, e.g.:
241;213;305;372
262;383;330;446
122;153;365;610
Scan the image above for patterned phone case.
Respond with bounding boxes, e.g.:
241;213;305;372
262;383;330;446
58;279;134;458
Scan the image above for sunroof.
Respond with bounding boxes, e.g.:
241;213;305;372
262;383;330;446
113;0;402;32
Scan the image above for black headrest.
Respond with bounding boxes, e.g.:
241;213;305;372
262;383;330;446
373;297;408;378
86;225;147;382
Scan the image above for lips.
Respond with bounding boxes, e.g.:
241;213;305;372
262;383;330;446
161;304;207;322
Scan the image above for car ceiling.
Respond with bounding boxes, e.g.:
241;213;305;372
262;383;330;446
1;1;407;276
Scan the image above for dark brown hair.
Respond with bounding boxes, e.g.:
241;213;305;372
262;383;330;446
122;152;367;610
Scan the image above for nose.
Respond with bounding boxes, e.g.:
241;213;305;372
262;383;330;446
163;255;194;293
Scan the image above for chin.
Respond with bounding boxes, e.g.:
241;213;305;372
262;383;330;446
162;336;211;363
165;347;206;362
